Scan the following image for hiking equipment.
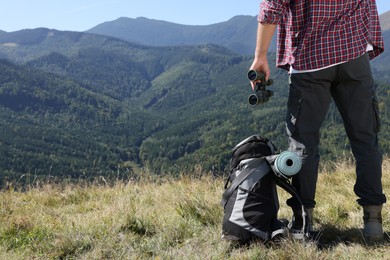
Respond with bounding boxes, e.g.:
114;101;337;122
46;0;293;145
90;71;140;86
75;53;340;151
221;135;307;243
363;205;384;241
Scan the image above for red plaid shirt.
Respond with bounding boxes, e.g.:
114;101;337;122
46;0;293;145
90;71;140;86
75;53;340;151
258;0;384;71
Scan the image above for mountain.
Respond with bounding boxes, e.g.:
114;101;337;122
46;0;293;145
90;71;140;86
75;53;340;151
379;10;390;31
371;31;390;82
0;58;160;181
86;15;276;55
87;12;390;56
371;11;390;81
0;29;261;184
0;20;388;187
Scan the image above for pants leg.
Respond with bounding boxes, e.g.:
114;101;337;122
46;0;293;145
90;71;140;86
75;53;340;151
286;54;386;209
285;67;335;209
332;54;386;206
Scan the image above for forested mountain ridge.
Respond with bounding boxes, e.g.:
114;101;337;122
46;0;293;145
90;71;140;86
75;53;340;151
0;18;388;187
0;58;155;181
86;13;390;82
86;15;264;56
87;11;390;56
0;31;258;184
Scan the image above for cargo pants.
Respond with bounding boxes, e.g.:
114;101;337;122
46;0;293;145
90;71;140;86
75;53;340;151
285;53;387;209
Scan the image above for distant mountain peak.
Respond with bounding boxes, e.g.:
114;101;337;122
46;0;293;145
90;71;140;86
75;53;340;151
86;15;259;55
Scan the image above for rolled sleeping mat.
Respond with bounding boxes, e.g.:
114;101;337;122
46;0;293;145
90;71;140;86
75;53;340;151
272;151;302;179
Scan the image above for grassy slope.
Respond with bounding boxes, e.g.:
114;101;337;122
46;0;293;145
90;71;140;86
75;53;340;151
0;159;389;259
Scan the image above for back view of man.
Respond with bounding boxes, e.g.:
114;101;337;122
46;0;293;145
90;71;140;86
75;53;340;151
249;0;387;241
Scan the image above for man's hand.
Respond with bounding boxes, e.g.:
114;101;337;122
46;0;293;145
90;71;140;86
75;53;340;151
249;57;271;90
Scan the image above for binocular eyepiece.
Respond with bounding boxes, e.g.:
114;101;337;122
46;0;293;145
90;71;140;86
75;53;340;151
247;70;274;106
247;70;273;84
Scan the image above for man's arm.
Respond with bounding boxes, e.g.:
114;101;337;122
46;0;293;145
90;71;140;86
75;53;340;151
249;22;277;89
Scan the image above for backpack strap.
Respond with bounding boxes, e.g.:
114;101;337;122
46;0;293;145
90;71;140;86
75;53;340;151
220;157;269;207
273;175;309;238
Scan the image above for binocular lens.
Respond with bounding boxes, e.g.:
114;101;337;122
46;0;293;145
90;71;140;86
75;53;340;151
248;94;259;106
247;70;259;81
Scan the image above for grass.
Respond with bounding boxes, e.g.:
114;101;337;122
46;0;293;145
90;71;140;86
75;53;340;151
0;158;389;259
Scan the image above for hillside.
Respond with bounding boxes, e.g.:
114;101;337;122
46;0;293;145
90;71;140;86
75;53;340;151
0;159;389;259
0;32;262;184
0;22;389;187
371;29;390;82
87;12;390;56
86;13;390;81
379;11;390;31
0;59;157;181
86;15;275;55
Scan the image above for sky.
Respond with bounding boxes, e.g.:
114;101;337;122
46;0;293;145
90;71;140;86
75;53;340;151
1;0;390;32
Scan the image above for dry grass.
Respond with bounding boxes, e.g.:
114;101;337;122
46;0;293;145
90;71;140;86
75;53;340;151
0;158;389;259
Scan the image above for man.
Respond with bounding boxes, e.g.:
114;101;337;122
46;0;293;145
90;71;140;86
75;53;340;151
250;0;386;241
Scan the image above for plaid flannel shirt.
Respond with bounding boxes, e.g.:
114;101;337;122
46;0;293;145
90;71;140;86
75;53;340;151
258;0;384;71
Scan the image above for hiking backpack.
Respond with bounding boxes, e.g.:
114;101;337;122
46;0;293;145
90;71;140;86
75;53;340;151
221;135;306;243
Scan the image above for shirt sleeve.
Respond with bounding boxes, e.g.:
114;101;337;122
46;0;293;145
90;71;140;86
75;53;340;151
258;0;290;24
367;0;384;59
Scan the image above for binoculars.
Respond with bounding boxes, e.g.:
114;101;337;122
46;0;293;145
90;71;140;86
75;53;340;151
247;70;273;106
